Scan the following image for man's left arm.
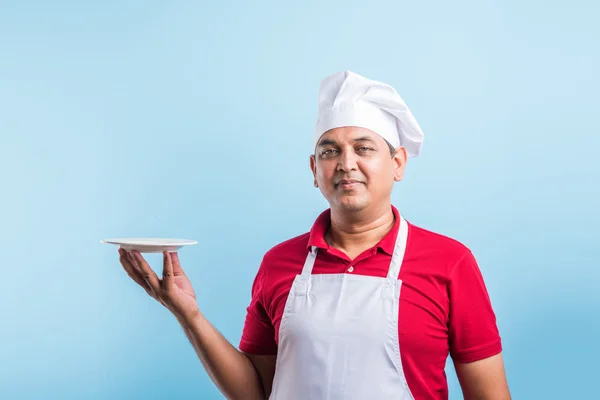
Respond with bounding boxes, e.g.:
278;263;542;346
454;353;511;400
448;250;511;399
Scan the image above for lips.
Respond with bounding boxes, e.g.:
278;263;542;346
335;179;363;189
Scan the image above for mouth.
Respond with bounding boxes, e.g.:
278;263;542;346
335;179;363;190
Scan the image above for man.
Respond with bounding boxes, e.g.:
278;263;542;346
118;70;511;399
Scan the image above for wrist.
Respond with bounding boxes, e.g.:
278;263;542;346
175;307;202;327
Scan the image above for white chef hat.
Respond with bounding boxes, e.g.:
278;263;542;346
314;70;424;157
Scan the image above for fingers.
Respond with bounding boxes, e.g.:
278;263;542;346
128;250;161;294
119;248;154;296
162;251;175;291
118;249;184;302
169;252;185;276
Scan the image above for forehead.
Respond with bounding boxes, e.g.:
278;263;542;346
317;126;384;146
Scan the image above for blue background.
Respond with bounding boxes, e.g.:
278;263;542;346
1;1;598;399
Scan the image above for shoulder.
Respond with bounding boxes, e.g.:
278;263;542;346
248;232;310;296
249;232;311;305
258;231;311;274
405;220;474;278
407;220;470;256
263;232;310;259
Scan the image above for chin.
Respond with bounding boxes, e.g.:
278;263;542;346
334;196;370;212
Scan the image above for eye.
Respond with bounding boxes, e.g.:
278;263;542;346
357;146;374;152
321;148;338;156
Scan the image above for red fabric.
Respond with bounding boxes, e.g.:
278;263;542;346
239;206;502;399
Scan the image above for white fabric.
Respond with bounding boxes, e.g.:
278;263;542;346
269;217;414;399
314;70;424;158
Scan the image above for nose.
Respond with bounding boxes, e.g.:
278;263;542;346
337;148;358;172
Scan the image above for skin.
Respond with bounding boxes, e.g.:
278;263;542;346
118;249;268;400
118;126;510;399
309;126;406;259
455;353;512;400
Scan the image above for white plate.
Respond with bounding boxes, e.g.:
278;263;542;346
101;238;198;253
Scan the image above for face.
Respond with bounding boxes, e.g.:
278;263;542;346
310;126;407;213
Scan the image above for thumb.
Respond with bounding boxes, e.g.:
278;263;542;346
170;252;186;276
162;251;175;291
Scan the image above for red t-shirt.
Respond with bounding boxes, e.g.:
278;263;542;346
239;206;502;399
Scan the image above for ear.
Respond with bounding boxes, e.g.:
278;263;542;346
310;154;318;187
393;147;407;182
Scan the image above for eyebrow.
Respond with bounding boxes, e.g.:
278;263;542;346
317;138;338;147
317;136;376;147
353;136;376;143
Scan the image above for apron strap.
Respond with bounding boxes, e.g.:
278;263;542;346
387;216;408;279
301;246;318;276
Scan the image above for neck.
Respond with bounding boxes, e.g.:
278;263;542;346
326;203;395;259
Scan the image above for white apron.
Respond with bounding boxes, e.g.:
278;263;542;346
269;216;414;399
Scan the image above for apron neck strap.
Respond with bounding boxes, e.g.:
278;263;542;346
301;246;318;276
386;216;408;279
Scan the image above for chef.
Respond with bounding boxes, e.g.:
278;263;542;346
119;70;511;399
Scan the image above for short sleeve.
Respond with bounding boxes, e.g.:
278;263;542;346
448;250;502;363
239;260;277;355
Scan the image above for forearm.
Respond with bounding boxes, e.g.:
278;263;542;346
178;312;265;400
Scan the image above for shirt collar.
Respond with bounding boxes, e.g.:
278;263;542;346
307;205;401;256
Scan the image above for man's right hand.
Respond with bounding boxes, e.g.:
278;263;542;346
117;247;273;399
118;248;200;323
